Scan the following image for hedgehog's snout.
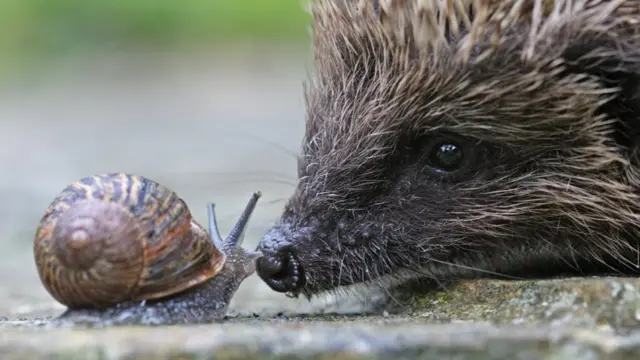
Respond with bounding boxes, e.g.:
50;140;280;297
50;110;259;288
256;226;306;295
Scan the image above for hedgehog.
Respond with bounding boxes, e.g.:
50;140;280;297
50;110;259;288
255;0;640;300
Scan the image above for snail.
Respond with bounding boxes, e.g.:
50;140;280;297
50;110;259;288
33;173;263;325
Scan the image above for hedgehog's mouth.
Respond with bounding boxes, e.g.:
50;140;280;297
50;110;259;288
256;245;306;296
255;223;310;296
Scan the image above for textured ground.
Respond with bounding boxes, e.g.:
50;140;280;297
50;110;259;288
3;277;640;359
2;50;640;359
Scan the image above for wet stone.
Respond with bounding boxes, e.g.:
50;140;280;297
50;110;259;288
2;276;640;359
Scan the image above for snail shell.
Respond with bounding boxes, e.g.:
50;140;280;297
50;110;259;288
33;173;225;309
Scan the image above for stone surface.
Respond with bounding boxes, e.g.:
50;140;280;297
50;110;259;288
3;276;640;359
2;320;640;360
387;276;640;335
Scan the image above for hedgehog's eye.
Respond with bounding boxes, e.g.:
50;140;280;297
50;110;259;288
407;133;480;179
429;142;463;172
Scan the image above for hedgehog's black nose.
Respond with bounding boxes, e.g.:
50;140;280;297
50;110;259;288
256;245;305;294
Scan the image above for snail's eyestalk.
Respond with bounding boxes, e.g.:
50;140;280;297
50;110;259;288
224;191;262;250
207;203;225;250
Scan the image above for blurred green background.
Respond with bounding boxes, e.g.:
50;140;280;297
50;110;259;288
0;0;310;77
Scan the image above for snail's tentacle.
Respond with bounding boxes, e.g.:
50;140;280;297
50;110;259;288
206;203;225;250
223;191;262;251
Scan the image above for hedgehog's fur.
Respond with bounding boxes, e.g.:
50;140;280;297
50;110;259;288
257;0;640;299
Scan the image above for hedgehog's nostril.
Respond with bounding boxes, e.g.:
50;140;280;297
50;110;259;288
256;246;306;294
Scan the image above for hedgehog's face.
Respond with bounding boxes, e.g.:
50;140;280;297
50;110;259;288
256;125;518;298
255;1;640;298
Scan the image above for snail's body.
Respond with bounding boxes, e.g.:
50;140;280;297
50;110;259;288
55;250;255;326
34;173;261;326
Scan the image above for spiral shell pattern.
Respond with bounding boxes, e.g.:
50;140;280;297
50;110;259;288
33;173;225;309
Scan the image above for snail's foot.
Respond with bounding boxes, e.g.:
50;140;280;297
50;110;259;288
53;280;232;327
54;301;171;327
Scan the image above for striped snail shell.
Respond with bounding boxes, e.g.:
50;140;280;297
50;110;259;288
33;173;226;309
